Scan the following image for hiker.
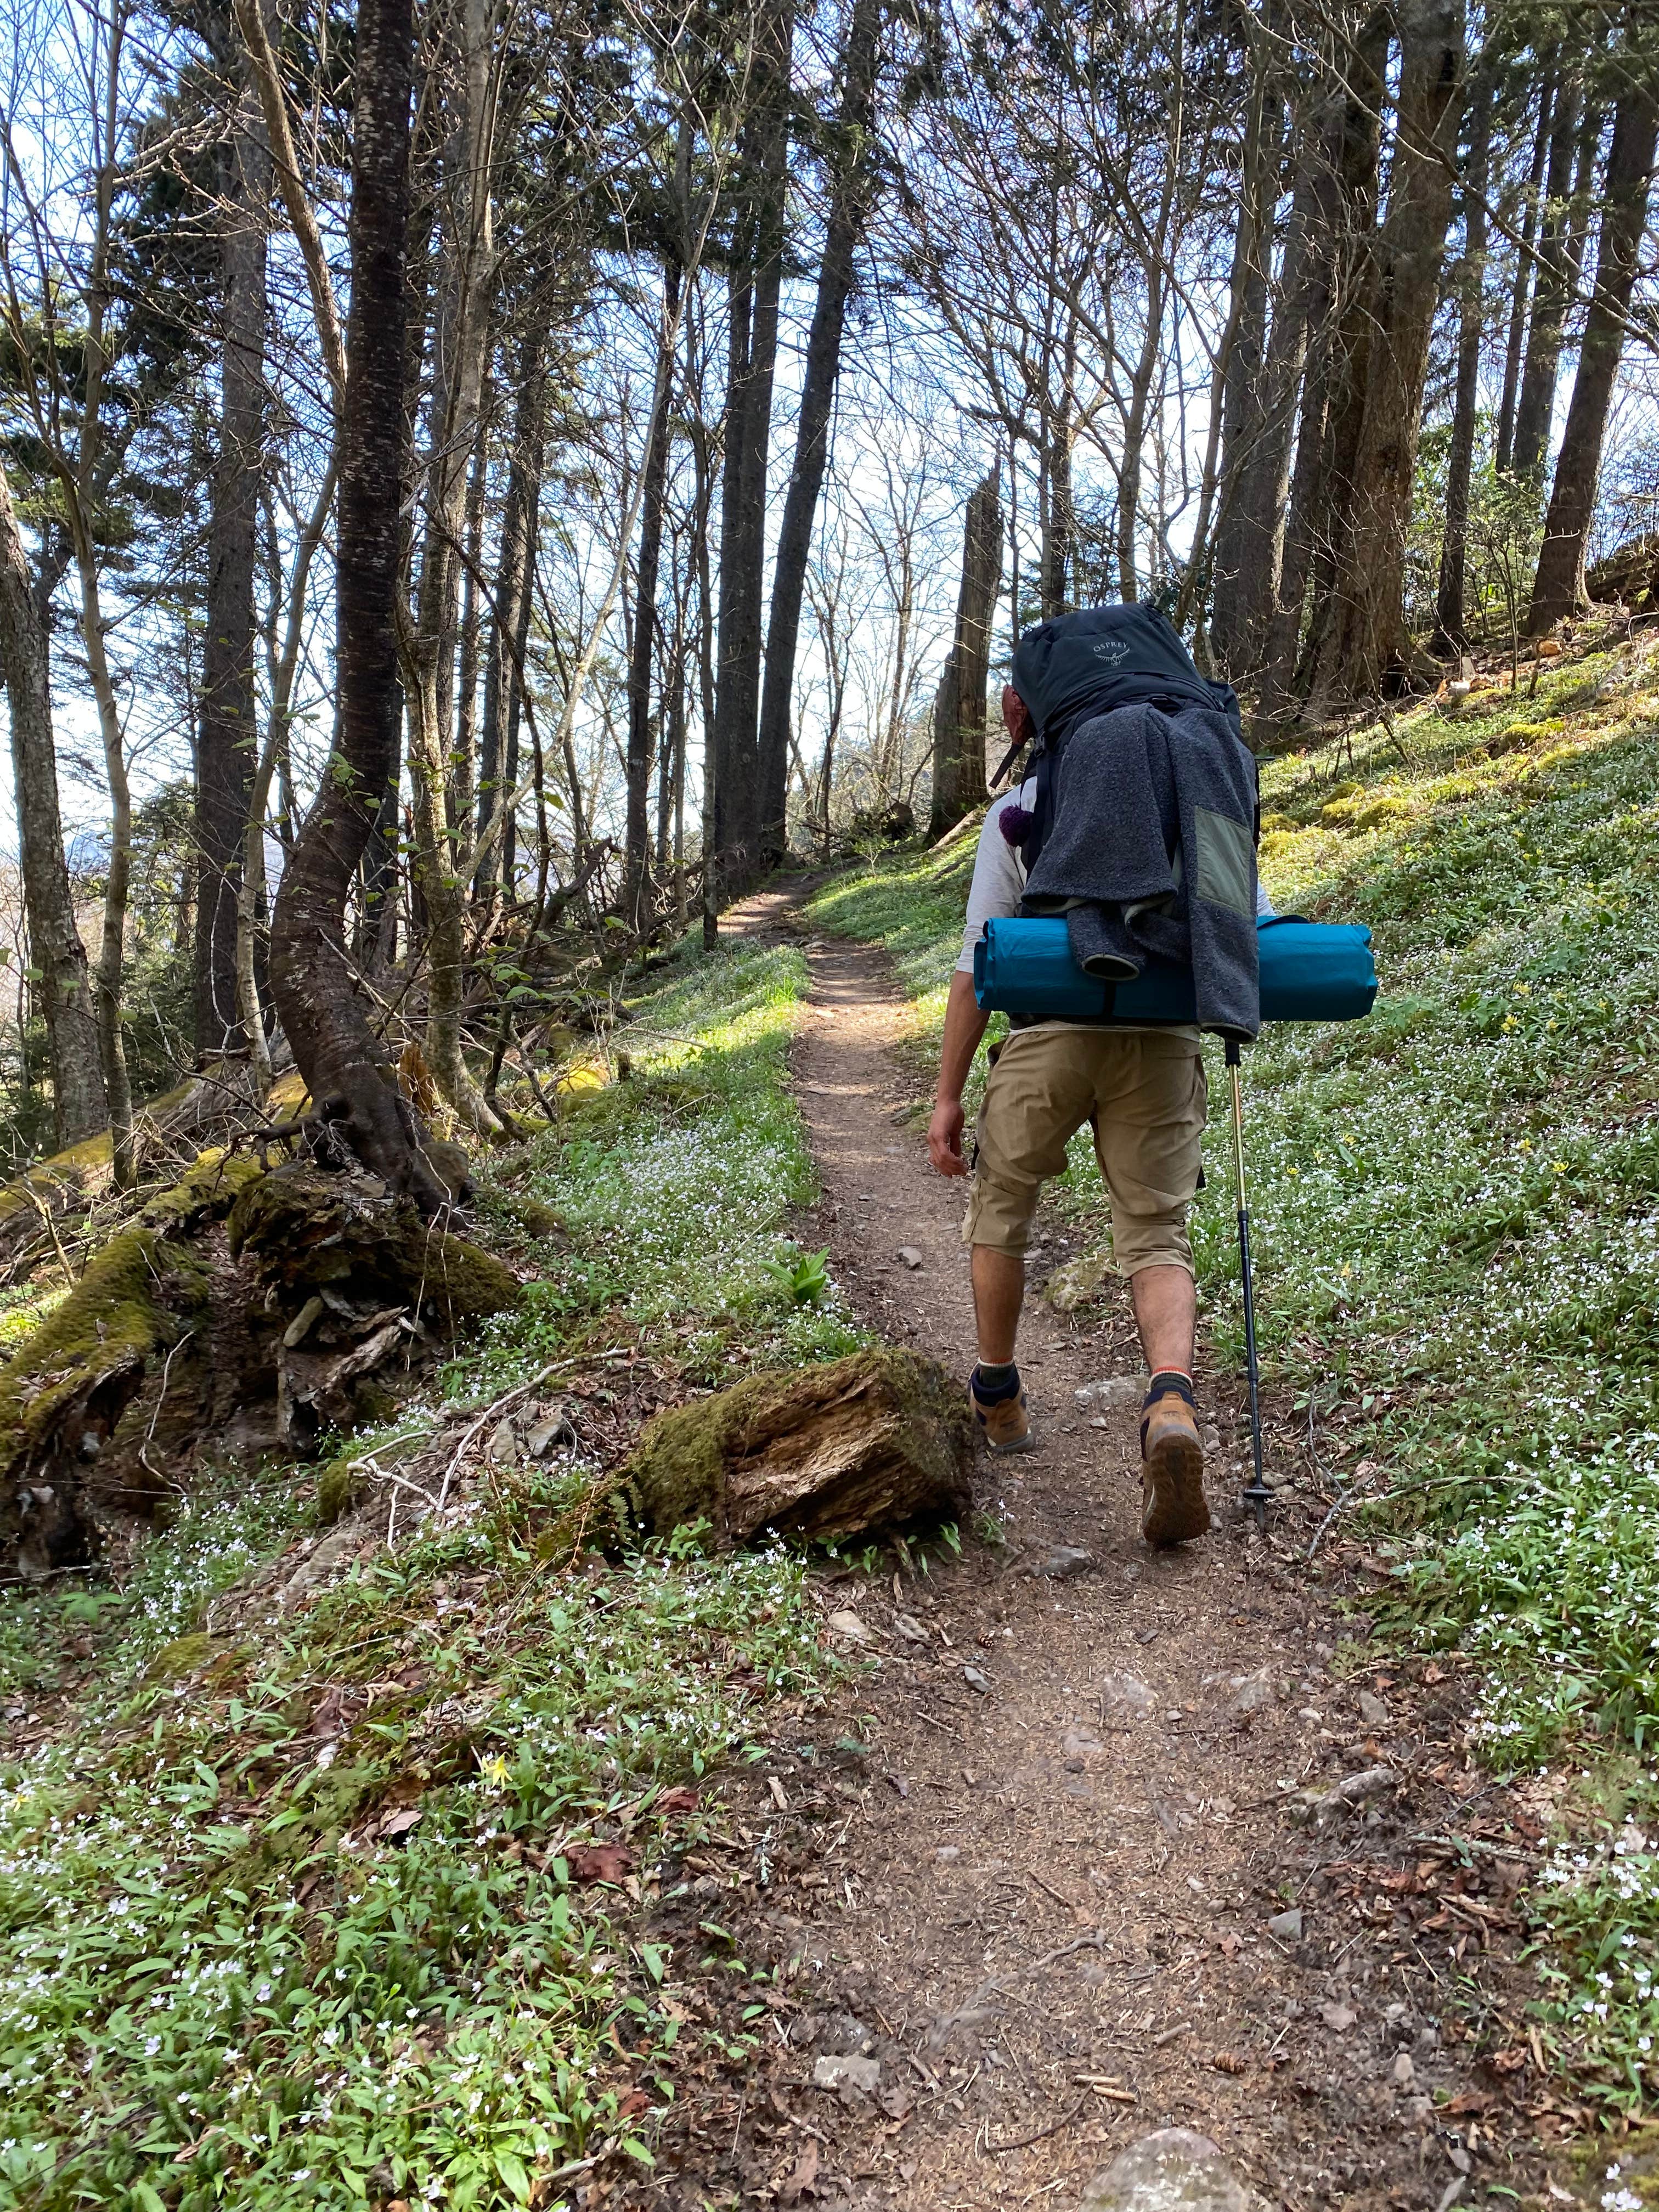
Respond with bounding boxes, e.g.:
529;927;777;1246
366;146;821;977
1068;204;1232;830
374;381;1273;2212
926;604;1267;1547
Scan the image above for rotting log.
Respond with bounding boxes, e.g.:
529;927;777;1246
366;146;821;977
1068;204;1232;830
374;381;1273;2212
617;1346;974;1547
1;1152;520;1579
226;1160;519;1327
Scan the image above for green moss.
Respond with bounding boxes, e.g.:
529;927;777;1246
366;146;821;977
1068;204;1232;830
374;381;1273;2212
315;1456;358;1526
0;1226;206;1464
143;1632;217;1683
139;1147;266;1231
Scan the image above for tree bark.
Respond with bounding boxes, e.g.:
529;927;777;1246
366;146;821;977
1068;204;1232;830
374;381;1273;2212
269;0;444;1209
0;474;105;1144
476;330;544;902
1528;89;1659;634
1510;75;1583;478
928;470;1002;838
713;0;793;894
1496;74;1554;475
1270;6;1389;702
1432;64;1493;655
195;66;269;1062
404;0;498;1133
1217;83;1332;680
624;261;681;929
1325;0;1465;698
1208;22;1286;672
755;0;880;872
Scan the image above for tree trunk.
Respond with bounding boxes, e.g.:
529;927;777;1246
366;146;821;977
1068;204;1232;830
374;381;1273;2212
1432;65;1492;654
269;0;445;1210
1496;75;1554;474
624;261;681;929
713;0;793;895
1528;89;1659;634
476;331;544;902
404;0;498;1133
1218;86;1331;680
195;69;269;1063
755;0;880;873
1325;0;1465;697
452;396;488;864
1208;28;1287;673
1510;76;1582;479
1260;10;1389;716
0;473;105;1144
928;470;1003;838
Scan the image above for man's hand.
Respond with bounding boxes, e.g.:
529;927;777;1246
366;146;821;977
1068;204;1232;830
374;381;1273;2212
928;1097;968;1177
928;973;990;1180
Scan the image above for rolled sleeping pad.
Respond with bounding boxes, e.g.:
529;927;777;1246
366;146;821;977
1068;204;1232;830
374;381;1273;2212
972;913;1378;1024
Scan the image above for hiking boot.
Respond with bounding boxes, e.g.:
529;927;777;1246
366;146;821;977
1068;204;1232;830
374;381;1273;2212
970;1367;1034;1453
1139;1377;1210;1546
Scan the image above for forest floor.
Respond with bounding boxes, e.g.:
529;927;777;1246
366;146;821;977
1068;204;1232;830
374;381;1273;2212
642;887;1578;2212
7;640;1659;2212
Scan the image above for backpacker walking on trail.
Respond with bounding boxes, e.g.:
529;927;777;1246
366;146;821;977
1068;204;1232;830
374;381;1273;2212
926;603;1267;1546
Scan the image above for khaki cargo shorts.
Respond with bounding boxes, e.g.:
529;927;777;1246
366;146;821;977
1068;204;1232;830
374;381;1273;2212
963;1025;1207;1277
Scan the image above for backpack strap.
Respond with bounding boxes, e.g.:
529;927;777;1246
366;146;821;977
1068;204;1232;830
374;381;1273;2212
1019;741;1058;874
989;730;1030;791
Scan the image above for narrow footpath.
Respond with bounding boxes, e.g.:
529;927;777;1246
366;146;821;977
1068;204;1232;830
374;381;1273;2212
647;901;1555;2212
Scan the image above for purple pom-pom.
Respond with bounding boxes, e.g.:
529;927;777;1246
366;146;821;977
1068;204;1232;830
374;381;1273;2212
998;804;1034;846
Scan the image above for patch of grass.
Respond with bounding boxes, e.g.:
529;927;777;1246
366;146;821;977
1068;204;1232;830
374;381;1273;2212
0;935;853;2208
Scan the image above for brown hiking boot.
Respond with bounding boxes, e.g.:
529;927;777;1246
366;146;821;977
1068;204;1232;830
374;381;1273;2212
1139;1380;1210;1546
970;1369;1034;1453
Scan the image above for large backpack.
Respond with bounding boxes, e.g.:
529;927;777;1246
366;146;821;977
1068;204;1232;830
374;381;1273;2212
996;604;1245;875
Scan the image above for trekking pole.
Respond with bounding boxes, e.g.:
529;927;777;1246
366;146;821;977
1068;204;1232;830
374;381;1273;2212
1225;1039;1273;1528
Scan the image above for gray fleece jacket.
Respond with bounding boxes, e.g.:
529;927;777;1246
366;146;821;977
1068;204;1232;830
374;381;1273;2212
1018;702;1261;1041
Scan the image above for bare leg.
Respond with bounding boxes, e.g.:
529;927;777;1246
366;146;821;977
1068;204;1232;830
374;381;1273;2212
1128;1263;1196;1375
970;1246;1025;1364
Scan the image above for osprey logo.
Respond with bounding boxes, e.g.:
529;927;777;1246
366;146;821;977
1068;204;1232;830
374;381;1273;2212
1092;639;1130;663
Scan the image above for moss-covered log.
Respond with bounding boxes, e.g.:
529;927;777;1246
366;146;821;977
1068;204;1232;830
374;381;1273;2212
1;1151;520;1579
0;1151;267;1577
617;1346;974;1547
227;1160;518;1328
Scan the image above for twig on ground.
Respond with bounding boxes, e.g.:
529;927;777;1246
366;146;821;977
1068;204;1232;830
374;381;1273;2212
981;2093;1089;2156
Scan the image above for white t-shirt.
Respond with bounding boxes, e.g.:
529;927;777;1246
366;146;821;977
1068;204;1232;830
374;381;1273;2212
956;782;1272;1035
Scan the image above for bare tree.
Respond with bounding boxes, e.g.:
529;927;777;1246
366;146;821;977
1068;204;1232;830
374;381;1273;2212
1528;87;1659;634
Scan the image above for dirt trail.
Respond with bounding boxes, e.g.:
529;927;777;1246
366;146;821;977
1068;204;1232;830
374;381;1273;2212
650;899;1549;2212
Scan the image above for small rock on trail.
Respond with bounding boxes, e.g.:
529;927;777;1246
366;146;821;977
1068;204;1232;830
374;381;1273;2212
1080;2128;1249;2211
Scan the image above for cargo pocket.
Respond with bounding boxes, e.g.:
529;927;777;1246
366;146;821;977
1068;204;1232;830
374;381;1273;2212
1194;806;1255;917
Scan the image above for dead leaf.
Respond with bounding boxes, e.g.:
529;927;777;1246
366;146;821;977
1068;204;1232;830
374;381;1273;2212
566;1842;634;1884
309;1686;346;1739
1489;2049;1528;2075
778;2138;820;2204
1216;1931;1242;1959
378;1807;422;1843
1444;2088;1494;2115
656;1785;700;1816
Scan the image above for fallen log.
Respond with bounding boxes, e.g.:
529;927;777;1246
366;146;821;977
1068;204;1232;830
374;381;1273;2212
617;1346;974;1547
0;1152;520;1579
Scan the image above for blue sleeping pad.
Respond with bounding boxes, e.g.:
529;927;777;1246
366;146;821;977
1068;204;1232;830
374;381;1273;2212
972;913;1377;1024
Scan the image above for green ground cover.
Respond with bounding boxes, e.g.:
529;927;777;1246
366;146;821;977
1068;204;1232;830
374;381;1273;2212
802;643;1659;2116
0;940;861;2210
